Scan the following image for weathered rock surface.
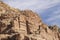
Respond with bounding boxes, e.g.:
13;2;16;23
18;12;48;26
0;1;60;40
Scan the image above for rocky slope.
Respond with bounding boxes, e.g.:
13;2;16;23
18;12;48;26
0;1;60;40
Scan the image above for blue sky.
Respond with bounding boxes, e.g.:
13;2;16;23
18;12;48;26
2;0;60;27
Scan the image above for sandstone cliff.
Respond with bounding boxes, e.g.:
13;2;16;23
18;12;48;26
0;1;60;40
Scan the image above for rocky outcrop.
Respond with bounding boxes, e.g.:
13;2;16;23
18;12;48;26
0;1;60;40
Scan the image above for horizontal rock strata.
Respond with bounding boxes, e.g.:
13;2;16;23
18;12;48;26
0;1;60;40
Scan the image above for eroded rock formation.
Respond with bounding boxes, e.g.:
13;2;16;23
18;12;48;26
0;1;60;40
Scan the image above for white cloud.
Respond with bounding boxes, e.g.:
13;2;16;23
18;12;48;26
46;8;60;22
53;10;60;14
2;0;60;11
46;14;60;22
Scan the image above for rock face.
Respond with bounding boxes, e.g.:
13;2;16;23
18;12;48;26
0;1;60;40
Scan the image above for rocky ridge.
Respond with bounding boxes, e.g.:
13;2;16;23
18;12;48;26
0;1;60;40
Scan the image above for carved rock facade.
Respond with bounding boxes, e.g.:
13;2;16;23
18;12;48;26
0;1;60;40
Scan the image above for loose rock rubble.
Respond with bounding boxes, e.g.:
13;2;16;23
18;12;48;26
0;1;60;40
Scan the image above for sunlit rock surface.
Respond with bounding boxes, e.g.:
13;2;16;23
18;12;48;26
0;1;60;40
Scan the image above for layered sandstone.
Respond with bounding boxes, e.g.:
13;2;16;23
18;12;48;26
0;1;60;40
